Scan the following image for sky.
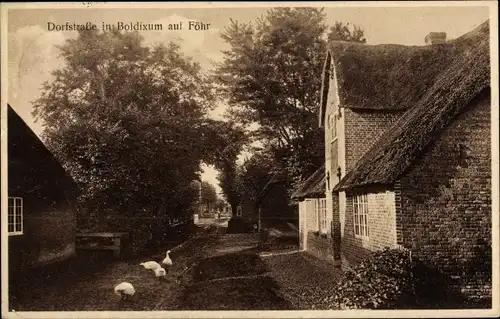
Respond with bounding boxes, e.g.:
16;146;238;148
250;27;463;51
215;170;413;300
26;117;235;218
6;4;490;195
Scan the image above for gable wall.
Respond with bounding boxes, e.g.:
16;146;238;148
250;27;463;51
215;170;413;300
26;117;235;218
398;91;491;298
343;108;403;175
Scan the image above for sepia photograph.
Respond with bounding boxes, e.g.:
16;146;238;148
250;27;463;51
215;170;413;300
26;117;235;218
1;1;498;318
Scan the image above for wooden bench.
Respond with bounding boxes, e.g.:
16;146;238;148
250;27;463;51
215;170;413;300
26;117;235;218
75;232;129;258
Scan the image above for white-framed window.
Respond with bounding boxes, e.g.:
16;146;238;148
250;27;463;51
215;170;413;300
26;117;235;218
353;194;369;238
8;197;23;236
317;198;328;234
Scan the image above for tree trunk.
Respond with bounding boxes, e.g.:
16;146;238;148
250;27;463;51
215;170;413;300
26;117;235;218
231;204;238;216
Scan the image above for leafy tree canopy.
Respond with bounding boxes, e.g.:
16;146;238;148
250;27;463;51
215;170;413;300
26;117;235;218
32;29;243;218
201;181;218;207
214;7;366;191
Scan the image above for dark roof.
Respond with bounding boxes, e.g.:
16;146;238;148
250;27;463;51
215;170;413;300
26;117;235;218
335;21;490;191
319;20;488;126
8;104;80;199
255;170;288;203
291;165;326;200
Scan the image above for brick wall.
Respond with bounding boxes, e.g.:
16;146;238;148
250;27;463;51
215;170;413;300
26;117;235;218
398;91;491;296
306;231;336;265
344;108;403;174
341;188;398;268
301;197;339;265
9;199;77;270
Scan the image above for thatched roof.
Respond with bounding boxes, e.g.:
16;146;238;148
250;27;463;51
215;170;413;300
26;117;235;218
291;165;326;200
319;20;489;126
335;20;490;191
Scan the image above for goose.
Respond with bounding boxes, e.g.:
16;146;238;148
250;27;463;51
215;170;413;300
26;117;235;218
114;282;135;301
154;267;166;281
139;261;161;270
162;250;173;271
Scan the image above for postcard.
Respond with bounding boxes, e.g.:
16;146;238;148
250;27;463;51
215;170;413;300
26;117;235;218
1;2;498;318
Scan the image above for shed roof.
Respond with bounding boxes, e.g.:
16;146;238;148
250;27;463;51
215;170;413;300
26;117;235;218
291;165;326;200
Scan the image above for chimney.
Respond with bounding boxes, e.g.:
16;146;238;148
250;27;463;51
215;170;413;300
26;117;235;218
425;32;447;45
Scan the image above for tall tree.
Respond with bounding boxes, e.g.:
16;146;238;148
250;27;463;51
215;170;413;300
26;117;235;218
200;119;248;216
201;181;217;211
218;162;244;216
239;152;275;208
214;7;366;191
32;29;215;220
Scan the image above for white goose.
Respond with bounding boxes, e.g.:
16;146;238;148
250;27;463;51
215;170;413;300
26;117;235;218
114;282;135;301
162;250;173;271
154;267;167;281
139;261;161;270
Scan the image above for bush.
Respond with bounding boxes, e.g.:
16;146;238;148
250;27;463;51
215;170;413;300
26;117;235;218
330;248;415;309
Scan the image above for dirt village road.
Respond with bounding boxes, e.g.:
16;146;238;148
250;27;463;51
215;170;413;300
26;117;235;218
10;218;341;312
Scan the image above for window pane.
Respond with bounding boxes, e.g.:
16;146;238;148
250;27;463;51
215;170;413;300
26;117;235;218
356;202;361;225
363;215;367;236
8;224;14;233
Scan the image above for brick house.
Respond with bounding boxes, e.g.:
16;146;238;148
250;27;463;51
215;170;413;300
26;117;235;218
296;20;491;298
7;104;80;271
